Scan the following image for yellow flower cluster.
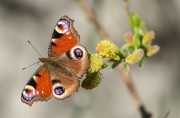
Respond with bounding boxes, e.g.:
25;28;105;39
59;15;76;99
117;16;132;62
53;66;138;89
96;40;120;60
88;54;104;73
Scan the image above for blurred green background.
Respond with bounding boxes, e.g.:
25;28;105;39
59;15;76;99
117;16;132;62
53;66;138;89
0;0;179;118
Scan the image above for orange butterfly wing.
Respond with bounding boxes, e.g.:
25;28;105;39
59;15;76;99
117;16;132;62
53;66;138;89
49;16;79;56
21;66;52;106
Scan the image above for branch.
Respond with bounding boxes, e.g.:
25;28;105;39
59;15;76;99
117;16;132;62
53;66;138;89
76;0;152;118
124;0;131;17
118;64;152;118
164;111;170;118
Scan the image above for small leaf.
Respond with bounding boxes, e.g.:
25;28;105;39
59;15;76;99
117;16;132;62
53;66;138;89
113;55;120;61
128;46;135;52
129;13;144;29
143;43;151;48
102;62;108;69
118;49;125;58
122;44;129;50
124;63;129;72
139;57;144;67
133;32;141;48
112;60;121;68
82;72;102;90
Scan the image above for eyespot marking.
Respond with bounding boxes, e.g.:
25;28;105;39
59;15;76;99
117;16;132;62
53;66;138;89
55;19;70;34
59;19;70;28
54;87;65;95
66;45;87;60
22;85;36;101
52;81;66;99
74;48;83;59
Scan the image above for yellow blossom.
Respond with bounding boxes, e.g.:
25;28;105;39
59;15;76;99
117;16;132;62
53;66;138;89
88;54;103;73
126;49;144;64
142;31;155;44
96;40;120;60
146;45;160;57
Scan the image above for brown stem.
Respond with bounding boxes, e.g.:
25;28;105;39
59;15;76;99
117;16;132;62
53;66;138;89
76;0;152;118
124;0;131;17
164;111;170;118
118;64;152;118
75;0;109;40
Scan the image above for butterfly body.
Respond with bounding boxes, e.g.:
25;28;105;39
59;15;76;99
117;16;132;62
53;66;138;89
21;16;89;106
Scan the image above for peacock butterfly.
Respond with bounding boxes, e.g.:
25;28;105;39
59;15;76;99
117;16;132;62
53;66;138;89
21;16;90;106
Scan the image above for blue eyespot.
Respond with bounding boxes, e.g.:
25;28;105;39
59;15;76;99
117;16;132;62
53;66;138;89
22;87;35;101
60;19;70;28
54;87;65;95
74;48;83;59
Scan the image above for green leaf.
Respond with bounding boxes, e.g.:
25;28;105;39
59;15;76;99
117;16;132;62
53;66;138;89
124;63;129;72
118;49;125;58
127;46;135;53
122;44;129;50
139;57;145;67
112;60;121;68
133;32;141;48
102;62;108;69
82;72;102;90
143;42;151;48
129;13;144;29
113;55;120;61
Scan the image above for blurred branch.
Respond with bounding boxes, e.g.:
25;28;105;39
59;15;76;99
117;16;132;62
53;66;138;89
118;64;152;118
75;0;109;39
76;0;152;118
164;111;170;118
124;0;131;17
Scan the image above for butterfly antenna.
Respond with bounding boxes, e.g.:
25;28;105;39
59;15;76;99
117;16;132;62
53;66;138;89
28;40;43;58
22;61;41;70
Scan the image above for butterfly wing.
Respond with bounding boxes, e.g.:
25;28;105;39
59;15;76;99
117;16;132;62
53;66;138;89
51;44;90;99
48;16;79;57
51;72;80;100
59;44;90;78
48;16;89;100
21;66;52;106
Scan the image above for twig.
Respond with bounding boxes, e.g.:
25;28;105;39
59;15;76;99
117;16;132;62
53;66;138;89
76;0;152;118
164;111;170;118
75;0;109;40
124;0;131;17
118;64;152;118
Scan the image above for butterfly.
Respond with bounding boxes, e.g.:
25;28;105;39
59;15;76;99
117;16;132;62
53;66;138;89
21;16;90;106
